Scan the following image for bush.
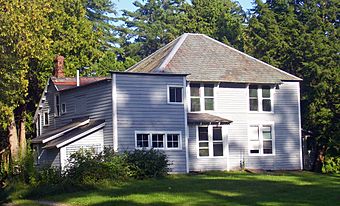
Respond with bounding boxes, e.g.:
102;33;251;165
36;167;63;185
322;155;340;174
65;148;130;184
125;149;170;179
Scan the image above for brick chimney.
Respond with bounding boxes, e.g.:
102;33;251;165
53;55;65;78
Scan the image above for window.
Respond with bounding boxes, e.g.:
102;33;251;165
136;134;149;148
43;111;49;126
190;83;215;112
249;85;272;112
168;86;183;103
55;94;60;116
198;126;224;157
152;134;164;148
190;84;200;111
61;103;66;114
248;124;274;155
167;134;179;148
135;132;181;149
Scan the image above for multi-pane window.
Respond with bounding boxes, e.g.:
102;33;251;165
248;124;274;155
55;94;61;116
190;84;201;111
168;86;183;103
249;85;272;112
190;83;215;112
204;84;214;110
152;134;164;148
136;132;181;149
212;127;223;156
198;126;224;157
167;134;179;148
136;134;149;148
198;127;209;156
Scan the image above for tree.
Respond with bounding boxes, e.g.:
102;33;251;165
246;0;339;171
120;0;246;60
0;0;105;165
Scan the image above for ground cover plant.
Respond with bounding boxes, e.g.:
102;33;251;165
3;171;339;206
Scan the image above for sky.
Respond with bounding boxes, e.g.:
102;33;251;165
113;0;255;14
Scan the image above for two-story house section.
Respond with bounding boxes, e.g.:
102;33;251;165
33;33;302;173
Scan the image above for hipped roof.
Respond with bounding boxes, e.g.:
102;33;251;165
127;33;302;84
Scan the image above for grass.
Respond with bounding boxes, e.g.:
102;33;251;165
3;171;340;206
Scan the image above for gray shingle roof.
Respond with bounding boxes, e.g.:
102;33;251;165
127;33;302;83
187;113;232;125
43;119;105;149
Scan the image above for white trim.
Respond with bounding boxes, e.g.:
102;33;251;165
297;82;303;170
167;84;184;104
157;33;188;71
34;79;50;121
201;34;302;81
196;125;227;159
60;147;66;170
42;119;90;143
247;121;276;156
183;78;189;173
56;123;106;148
112;73;118;152
134;131;183;150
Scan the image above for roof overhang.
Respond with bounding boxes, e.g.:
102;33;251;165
187;113;232;125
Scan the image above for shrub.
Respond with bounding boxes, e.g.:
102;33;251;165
65;148;130;184
322;155;340;174
36;167;63;185
125;149;170;179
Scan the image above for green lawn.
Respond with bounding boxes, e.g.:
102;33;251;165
6;171;340;206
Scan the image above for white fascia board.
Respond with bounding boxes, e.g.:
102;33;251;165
56;123;106;148
34;78;51;121
41;119;90;144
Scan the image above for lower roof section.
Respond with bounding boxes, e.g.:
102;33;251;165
43;119;105;149
187;113;232;125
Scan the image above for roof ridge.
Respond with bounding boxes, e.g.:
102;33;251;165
125;36;182;72
155;33;189;72
200;34;302;81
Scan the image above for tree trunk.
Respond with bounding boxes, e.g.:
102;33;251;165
8;112;19;162
19;114;26;158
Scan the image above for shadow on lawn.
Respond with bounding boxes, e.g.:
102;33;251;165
39;172;339;206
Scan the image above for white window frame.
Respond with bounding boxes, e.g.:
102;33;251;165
54;93;61;117
61;103;67;114
134;131;182;150
196;125;228;158
248;85;274;113
248;122;276;156
43;110;49;126
189;83;216;112
167;85;184;104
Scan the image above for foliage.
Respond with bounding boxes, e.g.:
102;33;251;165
125;149;170;179
246;0;340;170
322;155;340;174
120;0;246;59
65;148;130;184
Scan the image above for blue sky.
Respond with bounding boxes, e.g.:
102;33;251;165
113;0;255;13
